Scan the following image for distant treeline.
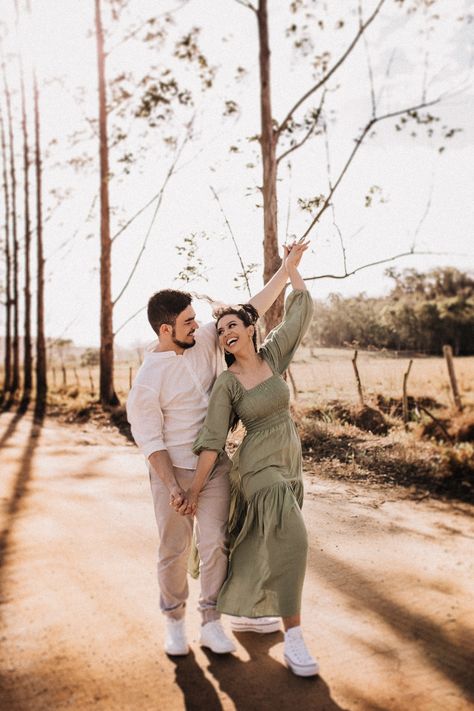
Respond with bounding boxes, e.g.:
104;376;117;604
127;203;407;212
309;268;474;355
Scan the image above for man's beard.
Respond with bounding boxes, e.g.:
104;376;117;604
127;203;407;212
171;326;195;350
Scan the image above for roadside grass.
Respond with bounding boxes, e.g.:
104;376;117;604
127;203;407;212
5;348;472;504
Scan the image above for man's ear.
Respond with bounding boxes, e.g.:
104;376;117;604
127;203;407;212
159;323;172;338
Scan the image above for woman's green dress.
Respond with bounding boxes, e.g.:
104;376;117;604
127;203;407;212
193;289;314;618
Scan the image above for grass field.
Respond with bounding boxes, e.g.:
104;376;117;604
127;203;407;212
48;347;474;410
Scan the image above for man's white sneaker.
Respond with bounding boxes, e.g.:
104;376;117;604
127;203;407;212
284;626;319;677
164;618;189;656
229;616;280;634
200;620;237;654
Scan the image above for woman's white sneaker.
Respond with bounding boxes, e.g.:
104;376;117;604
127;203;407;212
164;618;189;656
229;616;280;634
284;626;319;677
200;620;237;654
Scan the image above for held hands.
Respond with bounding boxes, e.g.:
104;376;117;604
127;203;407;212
170;487;199;516
283;239;309;272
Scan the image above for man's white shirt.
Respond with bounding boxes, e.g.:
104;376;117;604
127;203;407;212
126;322;224;470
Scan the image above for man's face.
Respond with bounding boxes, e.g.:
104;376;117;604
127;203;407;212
171;305;198;349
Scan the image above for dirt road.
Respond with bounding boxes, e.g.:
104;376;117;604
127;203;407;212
0;411;473;711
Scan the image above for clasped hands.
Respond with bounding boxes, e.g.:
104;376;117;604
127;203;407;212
169;486;199;516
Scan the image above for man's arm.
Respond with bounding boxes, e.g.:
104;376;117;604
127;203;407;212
127;384;185;506
148;450;185;507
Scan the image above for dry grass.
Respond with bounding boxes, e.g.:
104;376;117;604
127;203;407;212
291;347;474;410
7;347;471;504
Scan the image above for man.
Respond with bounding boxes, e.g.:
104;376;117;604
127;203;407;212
127;256;294;656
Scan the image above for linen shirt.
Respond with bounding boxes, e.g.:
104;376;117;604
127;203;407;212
126;321;224;470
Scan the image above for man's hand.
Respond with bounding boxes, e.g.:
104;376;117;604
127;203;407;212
169;484;186;510
173;488;199;517
284;240;309;271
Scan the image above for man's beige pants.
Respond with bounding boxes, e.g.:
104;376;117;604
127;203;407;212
149;455;231;624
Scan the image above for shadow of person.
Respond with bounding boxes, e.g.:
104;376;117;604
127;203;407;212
202;631;348;711
170;649;223;711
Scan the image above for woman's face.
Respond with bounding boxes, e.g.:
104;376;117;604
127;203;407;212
217;314;254;355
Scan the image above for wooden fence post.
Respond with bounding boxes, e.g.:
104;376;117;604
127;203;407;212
88;368;95;396
443;345;463;412
62;365;67;386
74;368;80;387
352;350;364;406
129;366;133;390
402;359;413;428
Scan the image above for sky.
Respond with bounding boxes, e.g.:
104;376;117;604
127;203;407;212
1;0;473;348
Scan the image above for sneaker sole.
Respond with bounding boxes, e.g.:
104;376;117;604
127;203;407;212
284;654;320;677
164;647;190;656
230;621;281;634
199;640;236;654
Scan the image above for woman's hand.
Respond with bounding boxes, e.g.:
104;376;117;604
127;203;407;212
284;240;309;272
174;488;199;516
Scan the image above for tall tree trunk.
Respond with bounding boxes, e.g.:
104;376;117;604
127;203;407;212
3;67;20;396
21;70;32;403
33;72;47;410
0;106;12;402
95;0;118;406
257;0;283;332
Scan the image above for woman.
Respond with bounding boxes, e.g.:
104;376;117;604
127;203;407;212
179;243;318;676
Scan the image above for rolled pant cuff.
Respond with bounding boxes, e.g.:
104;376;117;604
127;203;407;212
163;606;186;621
201;608;220;624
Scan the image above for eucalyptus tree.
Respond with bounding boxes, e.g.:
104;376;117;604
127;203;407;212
231;0;465;330
93;0;214;405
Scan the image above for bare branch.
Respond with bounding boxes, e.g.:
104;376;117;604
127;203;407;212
285;160;292;241
323;116;348;274
112;126;192;306
359;0;376;118
299;97;440;241
277;90;326;165
209;185;252;298
112;190;161;243
277;0;385;136
303;250;469;282
114;305;146;336
234;0;257;12
411;179;434;252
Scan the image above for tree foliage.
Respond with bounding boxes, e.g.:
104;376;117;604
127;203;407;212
309;268;474;355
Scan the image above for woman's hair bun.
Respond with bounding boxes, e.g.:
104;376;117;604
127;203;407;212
240;303;259;323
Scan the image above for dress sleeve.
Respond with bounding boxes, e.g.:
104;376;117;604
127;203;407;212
259;289;313;374
192;374;235;455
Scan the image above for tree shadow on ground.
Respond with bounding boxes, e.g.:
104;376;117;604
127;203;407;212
309;550;474;704
0;412;44;597
0;411;26;450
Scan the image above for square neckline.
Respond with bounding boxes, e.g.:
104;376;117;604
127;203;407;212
226;352;279;393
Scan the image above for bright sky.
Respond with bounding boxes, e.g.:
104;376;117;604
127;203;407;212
2;0;473;348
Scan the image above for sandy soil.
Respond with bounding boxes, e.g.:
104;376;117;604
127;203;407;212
0;410;473;711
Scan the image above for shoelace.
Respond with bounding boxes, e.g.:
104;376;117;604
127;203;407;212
286;635;314;663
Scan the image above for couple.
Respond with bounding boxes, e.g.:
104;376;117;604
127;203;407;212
127;242;319;677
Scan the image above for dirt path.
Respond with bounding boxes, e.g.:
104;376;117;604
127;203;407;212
0;410;473;711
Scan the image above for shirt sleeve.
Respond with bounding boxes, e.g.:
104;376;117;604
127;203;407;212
126;384;166;459
259;289;314;374
192;375;234;455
